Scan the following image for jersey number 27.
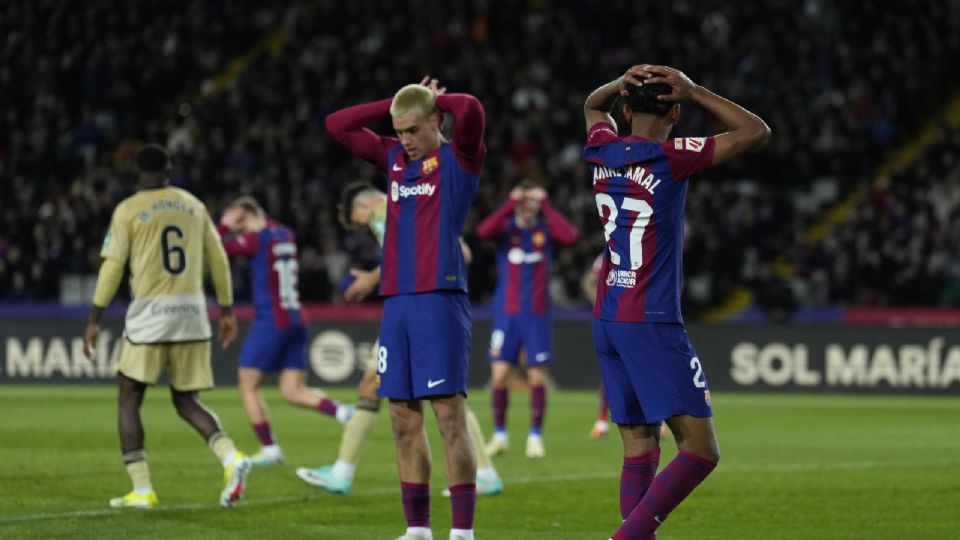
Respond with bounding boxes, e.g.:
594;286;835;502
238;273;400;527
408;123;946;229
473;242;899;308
595;194;652;270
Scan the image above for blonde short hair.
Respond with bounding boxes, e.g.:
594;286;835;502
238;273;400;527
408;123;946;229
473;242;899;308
390;84;436;118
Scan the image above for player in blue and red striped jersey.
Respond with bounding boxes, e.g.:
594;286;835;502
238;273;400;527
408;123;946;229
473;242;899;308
583;64;770;539
476;181;579;459
325;77;485;540
218;197;352;467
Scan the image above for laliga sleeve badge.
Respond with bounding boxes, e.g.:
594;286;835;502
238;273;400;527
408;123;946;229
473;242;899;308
704;390;712;407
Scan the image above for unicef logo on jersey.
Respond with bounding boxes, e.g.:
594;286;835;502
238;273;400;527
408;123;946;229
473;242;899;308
606;268;637;288
391;181;399;202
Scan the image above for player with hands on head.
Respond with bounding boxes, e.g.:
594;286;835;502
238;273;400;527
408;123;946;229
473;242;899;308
583;64;769;539
477;180;579;459
323;75;486;540
295;181;502;499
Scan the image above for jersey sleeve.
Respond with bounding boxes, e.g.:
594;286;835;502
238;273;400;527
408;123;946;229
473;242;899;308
436;93;486;174
217;223;260;256
661;136;717;180
324;98;397;171
585;121;619;147
100;204;131;264
204;211;234;307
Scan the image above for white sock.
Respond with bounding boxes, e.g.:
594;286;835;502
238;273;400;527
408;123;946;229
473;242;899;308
493;432;508;442
332;459;356;481
134;487;153;495
335;404;352;423
406;527;432;538
262;443;281;453
221;450;237;467
450;529;474;540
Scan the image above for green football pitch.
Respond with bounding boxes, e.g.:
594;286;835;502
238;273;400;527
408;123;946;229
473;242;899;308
1;386;958;539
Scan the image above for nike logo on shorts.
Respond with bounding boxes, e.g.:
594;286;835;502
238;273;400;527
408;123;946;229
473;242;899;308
393;164;404;171
427;378;446;389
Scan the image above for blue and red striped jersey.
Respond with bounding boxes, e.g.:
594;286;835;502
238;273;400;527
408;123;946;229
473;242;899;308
325;93;486;297
221;221;305;328
477;199;579;315
379;143;479;296
583;122;716;323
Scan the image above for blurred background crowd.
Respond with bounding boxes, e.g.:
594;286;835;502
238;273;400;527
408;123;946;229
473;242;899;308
2;0;959;320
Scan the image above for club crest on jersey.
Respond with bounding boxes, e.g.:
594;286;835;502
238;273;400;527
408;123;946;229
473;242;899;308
605;268;637;288
532;231;546;247
675;137;706;152
421;156;439;175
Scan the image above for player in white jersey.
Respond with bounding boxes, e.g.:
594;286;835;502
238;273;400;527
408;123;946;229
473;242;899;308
295;181;503;498
83;145;251;509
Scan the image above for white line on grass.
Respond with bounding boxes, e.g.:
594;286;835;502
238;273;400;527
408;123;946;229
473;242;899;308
2;458;956;524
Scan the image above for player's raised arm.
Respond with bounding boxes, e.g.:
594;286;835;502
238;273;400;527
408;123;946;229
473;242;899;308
583;65;647;134
434;85;486;174
540;199;579;246
641;65;771;166
476;188;522;241
324;98;397;171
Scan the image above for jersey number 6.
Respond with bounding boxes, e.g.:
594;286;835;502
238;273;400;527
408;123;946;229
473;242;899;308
161;226;186;275
595;194;653;270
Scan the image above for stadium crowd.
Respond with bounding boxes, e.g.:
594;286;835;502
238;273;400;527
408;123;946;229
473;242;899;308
1;0;958;317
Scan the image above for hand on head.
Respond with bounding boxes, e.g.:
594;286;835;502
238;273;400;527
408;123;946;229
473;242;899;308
419;75;446;98
635;65;697;102
220;206;246;233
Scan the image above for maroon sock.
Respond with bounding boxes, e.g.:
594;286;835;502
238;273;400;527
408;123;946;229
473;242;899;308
317;397;338;417
448;483;476;530
400;482;430;528
620;448;660;519
251;421;274;446
492;388;508;432
612;451;716;540
530;385;546;434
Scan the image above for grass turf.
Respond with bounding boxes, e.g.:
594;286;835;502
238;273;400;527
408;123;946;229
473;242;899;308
1;386;958;539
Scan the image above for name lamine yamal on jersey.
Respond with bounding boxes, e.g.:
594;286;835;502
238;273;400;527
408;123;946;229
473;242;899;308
592;164;662;194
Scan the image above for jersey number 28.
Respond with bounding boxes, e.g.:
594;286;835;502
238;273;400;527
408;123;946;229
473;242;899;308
595;194;653;270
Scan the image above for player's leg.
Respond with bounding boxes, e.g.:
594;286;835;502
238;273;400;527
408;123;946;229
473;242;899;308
391;398;433;539
431;395;477;539
372;296;431;539
278;368;353;422
296;366;381;494
110;341;161;508
592;320;660;523
412;291;476;540
278;325;353;423
525;364;547;458
486;360;512;455
591;382;611;439
112;372;157;508
611;324;718;539
522;314;552;458
486;315;519;456
168;341;250;507
237;322;283;464
238;367;282;465
463;406;502;495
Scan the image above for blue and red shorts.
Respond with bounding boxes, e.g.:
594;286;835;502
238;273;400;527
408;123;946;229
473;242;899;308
238;321;308;373
592;320;712;425
377;291;471;400
488;313;553;366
